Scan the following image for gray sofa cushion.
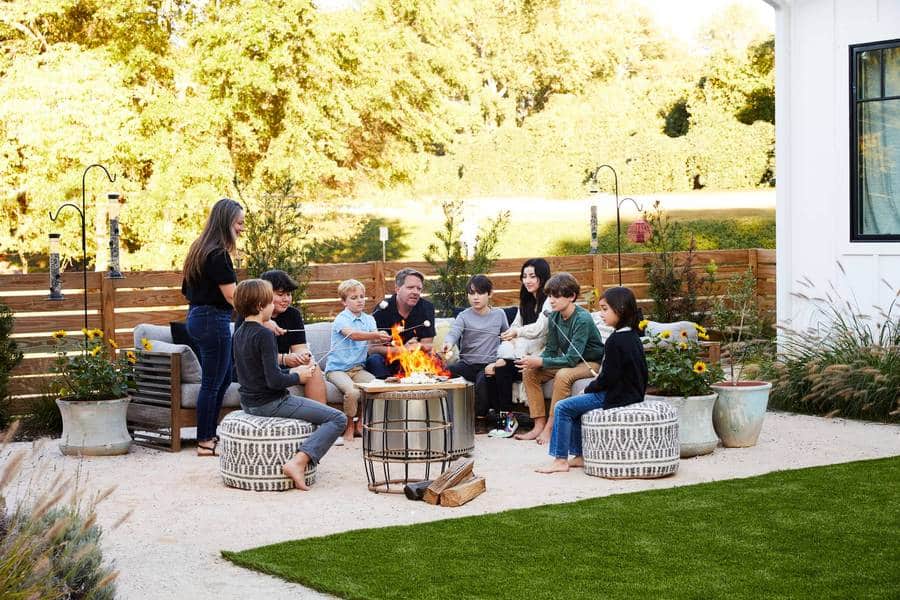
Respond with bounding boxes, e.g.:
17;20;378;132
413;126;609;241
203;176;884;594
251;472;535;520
146;340;203;384
303;322;333;370
181;382;242;409
133;323;173;346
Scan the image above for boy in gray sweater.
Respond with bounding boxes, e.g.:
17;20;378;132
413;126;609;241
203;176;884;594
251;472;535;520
232;279;346;490
441;275;509;391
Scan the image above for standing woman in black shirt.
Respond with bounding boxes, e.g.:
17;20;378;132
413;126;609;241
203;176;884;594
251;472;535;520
182;198;246;456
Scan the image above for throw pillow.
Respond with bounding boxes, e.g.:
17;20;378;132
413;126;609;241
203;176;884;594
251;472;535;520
146;339;202;383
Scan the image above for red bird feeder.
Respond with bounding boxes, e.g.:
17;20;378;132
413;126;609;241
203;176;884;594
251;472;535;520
626;218;652;244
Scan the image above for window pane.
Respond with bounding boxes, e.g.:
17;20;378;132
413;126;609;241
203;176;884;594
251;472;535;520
858;50;882;99
885;47;900;97
858;98;900;235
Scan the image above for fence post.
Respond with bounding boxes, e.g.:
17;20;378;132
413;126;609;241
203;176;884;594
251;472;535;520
373;261;385;303
100;276;117;355
591;254;603;306
748;248;760;308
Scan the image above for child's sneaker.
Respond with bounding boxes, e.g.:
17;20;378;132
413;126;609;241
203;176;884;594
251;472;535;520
505;413;519;436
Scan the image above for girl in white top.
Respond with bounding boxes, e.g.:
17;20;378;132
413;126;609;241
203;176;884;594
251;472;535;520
486;258;552;375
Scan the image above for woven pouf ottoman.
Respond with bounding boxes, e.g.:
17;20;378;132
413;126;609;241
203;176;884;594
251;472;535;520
218;411;317;491
581;400;679;479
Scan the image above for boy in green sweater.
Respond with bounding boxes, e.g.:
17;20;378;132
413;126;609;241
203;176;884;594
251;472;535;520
514;272;604;444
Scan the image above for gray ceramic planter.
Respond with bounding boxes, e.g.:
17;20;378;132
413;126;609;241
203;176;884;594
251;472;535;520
647;393;719;458
56;397;132;456
710;381;772;447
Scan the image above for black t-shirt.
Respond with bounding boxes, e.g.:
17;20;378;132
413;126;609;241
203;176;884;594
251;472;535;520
373;295;437;342
181;248;236;310
235;306;307;354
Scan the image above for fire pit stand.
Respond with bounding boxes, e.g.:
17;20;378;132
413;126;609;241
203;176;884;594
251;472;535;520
362;388;452;493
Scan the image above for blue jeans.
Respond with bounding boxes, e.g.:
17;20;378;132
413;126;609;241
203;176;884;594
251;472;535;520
186;305;233;441
243;395;347;464
548;392;607;459
365;354;393;379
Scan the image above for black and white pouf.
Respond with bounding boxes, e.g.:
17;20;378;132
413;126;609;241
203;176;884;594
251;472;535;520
581;401;679;479
218;411;317;491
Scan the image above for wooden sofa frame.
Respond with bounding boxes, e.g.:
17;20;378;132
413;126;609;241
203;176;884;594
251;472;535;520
127;350;237;452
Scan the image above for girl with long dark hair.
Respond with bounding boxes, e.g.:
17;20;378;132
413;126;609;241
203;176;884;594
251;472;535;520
181;198;244;456
477;258;552;419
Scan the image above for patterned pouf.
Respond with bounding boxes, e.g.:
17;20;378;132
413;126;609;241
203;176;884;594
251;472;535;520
218;411;317;491
581;400;679;479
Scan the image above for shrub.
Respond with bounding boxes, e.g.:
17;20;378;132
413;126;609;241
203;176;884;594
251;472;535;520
644;323;724;397
0;301;23;428
0;423;119;598
766;276;899;422
423;199;509;317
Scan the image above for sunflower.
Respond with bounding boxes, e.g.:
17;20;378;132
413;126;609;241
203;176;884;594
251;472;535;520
108;338;119;350
680;330;688;338
698;332;710;340
693;361;707;374
140;337;153;351
89;345;103;356
659;330;671;339
126;350;137;364
81;327;91;339
638;319;649;332
693;323;707;335
51;330;67;340
679;342;688;350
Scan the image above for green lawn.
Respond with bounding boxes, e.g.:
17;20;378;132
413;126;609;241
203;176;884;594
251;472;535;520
223;457;900;599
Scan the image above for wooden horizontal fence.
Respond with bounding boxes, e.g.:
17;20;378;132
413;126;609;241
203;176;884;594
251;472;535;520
1;249;775;415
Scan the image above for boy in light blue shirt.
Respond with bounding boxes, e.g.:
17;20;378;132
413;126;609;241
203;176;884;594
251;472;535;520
325;279;392;442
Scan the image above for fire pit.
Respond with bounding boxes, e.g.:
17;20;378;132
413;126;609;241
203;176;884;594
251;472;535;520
356;380;473;493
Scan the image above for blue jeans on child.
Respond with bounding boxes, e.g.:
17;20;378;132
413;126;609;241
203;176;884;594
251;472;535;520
186;305;233;442
548;392;607;459
243;395;347;464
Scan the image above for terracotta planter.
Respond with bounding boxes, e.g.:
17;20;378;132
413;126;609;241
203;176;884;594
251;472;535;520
56;397;132;456
646;392;719;458
710;381;772;448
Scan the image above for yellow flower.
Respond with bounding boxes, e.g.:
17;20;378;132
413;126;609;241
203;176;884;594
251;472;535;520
660;330;671;339
81;327;90;337
126;350;137;364
679;342;688;350
108;338;119;350
698;332;710;341
693;323;707;334
693;361;707;374
680;330;688;338
51;330;67;340
638;319;649;332
92;328;103;338
89;345;103;356
140;338;153;351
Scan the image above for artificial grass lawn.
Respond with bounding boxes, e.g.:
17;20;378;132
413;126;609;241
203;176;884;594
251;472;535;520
223;457;900;599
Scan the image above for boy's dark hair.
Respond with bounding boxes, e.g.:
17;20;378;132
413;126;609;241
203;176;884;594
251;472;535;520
466;274;493;295
234;279;273;318
544;272;580;299
602;286;640;330
260;269;298;293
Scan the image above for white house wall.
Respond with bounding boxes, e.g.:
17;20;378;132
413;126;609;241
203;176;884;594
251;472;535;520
778;0;900;331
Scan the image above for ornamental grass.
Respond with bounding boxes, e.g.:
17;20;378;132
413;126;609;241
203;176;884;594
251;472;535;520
766;273;899;422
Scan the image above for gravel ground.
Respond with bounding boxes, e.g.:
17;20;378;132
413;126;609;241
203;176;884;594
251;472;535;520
4;410;898;600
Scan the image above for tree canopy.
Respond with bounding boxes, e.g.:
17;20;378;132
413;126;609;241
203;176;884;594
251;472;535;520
0;0;774;270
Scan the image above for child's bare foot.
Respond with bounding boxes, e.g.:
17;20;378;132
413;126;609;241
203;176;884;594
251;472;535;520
568;456;585;468
514;424;544;441
535;429;552;446
536;458;570;474
282;453;311;491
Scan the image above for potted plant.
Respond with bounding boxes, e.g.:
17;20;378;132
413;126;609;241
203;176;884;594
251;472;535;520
708;269;774;447
49;328;149;456
643;321;724;457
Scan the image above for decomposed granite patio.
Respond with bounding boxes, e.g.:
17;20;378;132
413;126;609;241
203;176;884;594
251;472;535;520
4;411;899;599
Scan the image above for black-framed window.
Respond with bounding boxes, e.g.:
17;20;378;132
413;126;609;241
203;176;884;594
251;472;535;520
850;39;900;242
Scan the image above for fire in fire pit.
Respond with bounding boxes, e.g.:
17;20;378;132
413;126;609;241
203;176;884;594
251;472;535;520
387;321;450;382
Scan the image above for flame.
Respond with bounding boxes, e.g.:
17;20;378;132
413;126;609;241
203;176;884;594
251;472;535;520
386;321;450;377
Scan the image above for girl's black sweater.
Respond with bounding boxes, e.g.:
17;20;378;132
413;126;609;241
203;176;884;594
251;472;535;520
584;327;648;409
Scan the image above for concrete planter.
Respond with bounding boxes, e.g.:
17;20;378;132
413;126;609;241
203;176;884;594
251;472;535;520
710;381;772;448
647;392;719;458
56;397;132;456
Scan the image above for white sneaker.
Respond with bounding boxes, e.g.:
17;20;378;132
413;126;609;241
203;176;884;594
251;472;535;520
334;437;345;446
